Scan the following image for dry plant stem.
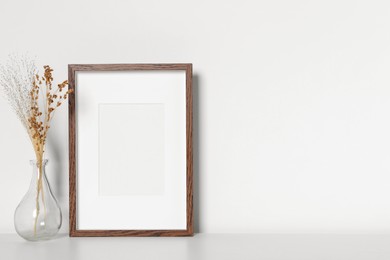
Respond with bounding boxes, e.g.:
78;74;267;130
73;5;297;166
33;163;41;236
33;157;46;236
29;67;71;236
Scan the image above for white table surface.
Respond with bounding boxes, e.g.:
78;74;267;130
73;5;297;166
1;233;390;260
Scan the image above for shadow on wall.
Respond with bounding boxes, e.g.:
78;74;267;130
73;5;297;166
193;74;201;233
47;132;65;198
47;129;69;231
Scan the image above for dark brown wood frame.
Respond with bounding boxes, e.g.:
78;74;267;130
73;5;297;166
68;64;193;237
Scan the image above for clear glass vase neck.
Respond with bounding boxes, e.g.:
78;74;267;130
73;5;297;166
30;159;48;167
28;159;49;190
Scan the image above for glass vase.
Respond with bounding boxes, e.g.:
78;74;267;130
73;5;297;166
14;160;62;241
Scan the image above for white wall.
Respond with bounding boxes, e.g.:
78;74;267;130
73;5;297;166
1;0;390;234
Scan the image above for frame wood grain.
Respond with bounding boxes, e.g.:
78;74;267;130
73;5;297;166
69;64;193;237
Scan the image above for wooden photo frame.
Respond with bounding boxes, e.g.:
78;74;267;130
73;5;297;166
68;64;193;236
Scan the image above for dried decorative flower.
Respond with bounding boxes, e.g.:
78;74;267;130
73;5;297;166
0;55;72;236
0;57;71;162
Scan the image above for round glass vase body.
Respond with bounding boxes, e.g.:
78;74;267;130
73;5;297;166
14;160;62;241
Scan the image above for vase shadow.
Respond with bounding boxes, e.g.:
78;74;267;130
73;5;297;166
193;74;201;234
